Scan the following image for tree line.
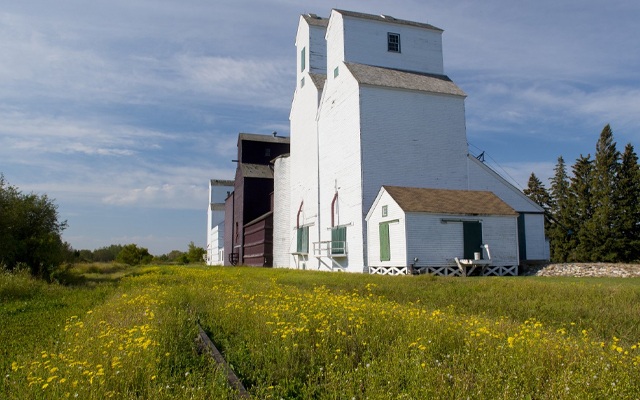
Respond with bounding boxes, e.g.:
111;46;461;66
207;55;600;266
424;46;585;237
524;124;640;263
75;242;205;265
1;173;206;279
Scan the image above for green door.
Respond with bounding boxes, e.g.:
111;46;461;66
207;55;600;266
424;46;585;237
379;222;390;261
517;214;527;261
463;221;483;259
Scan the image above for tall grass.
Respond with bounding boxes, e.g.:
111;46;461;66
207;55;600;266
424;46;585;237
2;267;235;399
183;267;640;399
3;265;640;398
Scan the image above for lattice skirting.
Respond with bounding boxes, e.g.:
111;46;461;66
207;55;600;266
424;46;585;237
369;265;518;277
369;266;408;276
482;265;518;276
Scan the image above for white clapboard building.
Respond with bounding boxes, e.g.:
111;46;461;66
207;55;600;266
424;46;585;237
206;179;234;266
366;186;520;276
271;9;547;274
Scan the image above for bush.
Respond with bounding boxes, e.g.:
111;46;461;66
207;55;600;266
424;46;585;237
116;244;153;266
0;174;69;280
187;241;206;264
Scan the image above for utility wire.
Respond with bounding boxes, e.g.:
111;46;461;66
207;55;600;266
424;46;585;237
468;142;525;191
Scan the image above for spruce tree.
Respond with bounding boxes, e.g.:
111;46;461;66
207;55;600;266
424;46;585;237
524;172;553;236
524;173;552;212
569;155;594;261
587;124;620;261
548;157;572;261
613;143;640;261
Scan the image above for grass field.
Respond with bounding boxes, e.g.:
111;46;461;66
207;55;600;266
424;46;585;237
2;264;640;399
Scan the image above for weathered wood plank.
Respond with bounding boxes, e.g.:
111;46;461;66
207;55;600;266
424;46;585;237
196;324;250;399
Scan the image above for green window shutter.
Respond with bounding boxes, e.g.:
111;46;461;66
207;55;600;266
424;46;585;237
297;226;309;253
331;226;346;255
379;222;390;261
302;226;309;253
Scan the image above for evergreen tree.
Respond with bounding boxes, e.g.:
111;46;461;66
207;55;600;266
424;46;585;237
524;172;553;236
569;155;594;261
524;173;552;213
586;125;620;261
548;157;572;261
613;143;640;261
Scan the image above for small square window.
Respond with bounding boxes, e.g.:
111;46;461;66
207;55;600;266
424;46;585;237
382;205;388;217
388;33;401;53
334;66;339;78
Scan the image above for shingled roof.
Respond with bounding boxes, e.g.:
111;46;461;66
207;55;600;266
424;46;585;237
383;186;518;216
309;73;326;90
344;63;466;97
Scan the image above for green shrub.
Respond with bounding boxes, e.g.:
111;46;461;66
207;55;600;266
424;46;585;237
116;244;153;266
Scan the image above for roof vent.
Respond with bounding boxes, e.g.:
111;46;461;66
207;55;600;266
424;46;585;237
381;15;395;20
307;13;321;19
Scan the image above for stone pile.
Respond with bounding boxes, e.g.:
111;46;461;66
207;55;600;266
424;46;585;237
524;263;640;278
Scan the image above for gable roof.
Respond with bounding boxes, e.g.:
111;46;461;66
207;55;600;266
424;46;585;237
333;9;443;32
383;186;518;216
344;63;466;97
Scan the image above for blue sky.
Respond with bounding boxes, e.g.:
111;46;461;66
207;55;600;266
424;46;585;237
1;0;639;255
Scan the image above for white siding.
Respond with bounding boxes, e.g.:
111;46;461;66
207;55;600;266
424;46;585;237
524;213;548;261
273;156;291;267
482;216;520;266
360;86;469;213
289;78;321;269
337;11;444;75
405;213;462;266
318;69;365;272
404;213;518;267
366;190;407;266
206;180;232;266
206;223;224;266
289;17;326;270
326;12;346;84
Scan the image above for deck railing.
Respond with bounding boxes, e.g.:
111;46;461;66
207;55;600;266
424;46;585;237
313;241;348;257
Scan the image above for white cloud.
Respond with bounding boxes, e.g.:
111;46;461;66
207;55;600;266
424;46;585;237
175;55;292;109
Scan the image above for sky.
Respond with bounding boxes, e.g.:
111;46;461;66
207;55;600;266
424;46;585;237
1;1;639;255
